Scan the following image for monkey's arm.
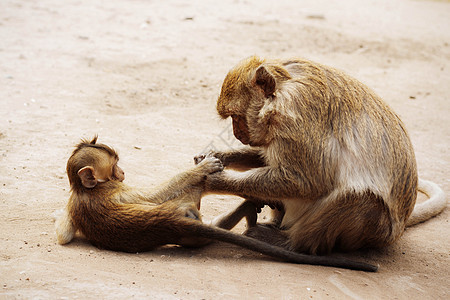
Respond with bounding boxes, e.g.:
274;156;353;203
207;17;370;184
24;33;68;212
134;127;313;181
136;173;205;205
205;167;318;201
139;157;223;204
195;148;265;171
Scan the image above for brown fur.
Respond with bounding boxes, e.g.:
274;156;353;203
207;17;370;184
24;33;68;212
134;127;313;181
55;137;378;271
197;56;446;255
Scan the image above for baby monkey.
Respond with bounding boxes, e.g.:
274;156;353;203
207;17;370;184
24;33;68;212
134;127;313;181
55;137;377;272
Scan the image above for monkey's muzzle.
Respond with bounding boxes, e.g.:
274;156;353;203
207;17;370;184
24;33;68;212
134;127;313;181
232;115;250;145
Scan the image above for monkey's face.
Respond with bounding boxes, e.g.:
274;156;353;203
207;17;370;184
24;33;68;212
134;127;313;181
231;114;269;147
232;115;250;145
101;153;125;182
68;138;126;189
71;148;124;189
217;56;289;147
111;163;125;182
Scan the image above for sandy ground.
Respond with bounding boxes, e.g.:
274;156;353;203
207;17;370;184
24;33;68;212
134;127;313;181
0;0;449;299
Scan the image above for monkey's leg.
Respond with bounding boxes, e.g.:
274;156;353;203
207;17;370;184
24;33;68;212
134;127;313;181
245;197;285;227
287;191;392;255
211;200;261;230
174;187;214;248
212;196;284;229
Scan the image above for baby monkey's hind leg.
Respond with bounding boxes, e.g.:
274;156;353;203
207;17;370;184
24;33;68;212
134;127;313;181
175;187;211;248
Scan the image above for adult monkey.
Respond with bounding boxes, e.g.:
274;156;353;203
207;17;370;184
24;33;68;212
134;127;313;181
54;137;377;271
195;56;446;255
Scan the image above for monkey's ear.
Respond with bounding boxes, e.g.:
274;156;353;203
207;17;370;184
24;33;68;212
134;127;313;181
255;66;276;97
78;166;98;188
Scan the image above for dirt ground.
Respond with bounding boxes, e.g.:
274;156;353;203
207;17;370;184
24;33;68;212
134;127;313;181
0;0;449;299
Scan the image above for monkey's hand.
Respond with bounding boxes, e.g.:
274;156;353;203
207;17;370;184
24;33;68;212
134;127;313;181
194;151;222;165
195;148;265;171
195;155;224;174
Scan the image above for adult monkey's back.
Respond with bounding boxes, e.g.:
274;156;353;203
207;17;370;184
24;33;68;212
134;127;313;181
196;56;447;255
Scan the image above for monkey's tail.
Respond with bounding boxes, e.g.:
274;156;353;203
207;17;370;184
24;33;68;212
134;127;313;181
406;179;447;227
194;225;378;272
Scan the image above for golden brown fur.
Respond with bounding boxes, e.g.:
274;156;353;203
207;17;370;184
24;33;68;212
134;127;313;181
55;137;378;271
57;137;223;251
197;56;446;255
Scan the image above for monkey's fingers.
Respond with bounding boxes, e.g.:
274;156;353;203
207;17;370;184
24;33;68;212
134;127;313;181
194;154;206;165
200;157;224;174
194;150;221;165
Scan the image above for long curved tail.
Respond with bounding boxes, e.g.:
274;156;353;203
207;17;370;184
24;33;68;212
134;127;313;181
406;179;447;227
193;224;377;272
